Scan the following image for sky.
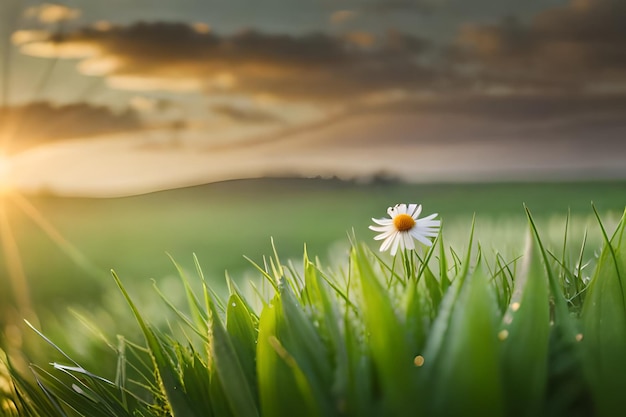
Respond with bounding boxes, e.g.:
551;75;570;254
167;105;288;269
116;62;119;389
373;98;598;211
0;0;625;196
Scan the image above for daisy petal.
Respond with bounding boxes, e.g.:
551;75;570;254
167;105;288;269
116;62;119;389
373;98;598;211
403;232;415;250
419;213;439;221
373;229;395;241
371;217;393;226
411;204;423;220
396;204;407;215
407;203;418;217
380;234;395;252
369;225;393;232
410;229;434;246
390;233;402;256
417;219;441;228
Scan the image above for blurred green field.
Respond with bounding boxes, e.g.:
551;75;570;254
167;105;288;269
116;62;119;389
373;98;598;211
1;178;625;320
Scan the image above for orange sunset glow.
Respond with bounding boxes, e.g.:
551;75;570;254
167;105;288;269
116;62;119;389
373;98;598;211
0;0;623;197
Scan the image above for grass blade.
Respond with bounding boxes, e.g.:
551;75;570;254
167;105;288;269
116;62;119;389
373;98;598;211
499;230;550;417
112;271;200;417
206;290;260;417
581;208;626;416
426;259;504;417
351;244;419;416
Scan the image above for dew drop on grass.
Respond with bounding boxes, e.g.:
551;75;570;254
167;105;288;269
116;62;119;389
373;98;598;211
413;355;425;367
511;302;521;312
498;330;509;341
231;302;236;307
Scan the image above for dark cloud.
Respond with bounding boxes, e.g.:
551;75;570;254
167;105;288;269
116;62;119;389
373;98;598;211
13;1;626;130
21;1;625;106
454;0;626;91
373;92;626;122
210;104;282;124
363;0;441;14
19;22;436;102
0;101;141;152
342;92;626;154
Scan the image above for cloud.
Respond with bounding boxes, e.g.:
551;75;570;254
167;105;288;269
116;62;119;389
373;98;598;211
9;95;626;197
0;101;142;153
363;0;442;14
20;40;101;59
343;31;376;48
11;29;51;45
129;96;159;112
330;10;358;24
107;75;204;92
454;0;626;92
361;92;626;136
13;2;625;142
24;3;81;23
92;20;113;31
210;104;282;124
190;22;211;34
16;22;434;102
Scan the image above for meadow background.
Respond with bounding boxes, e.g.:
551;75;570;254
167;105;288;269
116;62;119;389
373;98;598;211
1;178;624;336
1;177;626;417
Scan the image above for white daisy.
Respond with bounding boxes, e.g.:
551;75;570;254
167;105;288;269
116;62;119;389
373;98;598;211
369;203;440;256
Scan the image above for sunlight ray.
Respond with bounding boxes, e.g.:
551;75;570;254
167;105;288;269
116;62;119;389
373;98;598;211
9;192;103;278
0;196;37;323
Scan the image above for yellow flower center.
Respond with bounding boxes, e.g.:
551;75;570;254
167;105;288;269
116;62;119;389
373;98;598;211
393;213;415;232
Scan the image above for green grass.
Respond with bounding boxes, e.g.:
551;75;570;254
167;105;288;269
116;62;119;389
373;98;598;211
0;178;624;370
2;203;625;417
1;178;624;317
0;178;624;416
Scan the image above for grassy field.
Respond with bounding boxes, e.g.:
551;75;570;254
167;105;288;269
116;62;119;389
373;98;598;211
1;178;625;323
1;178;626;417
1;177;625;417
